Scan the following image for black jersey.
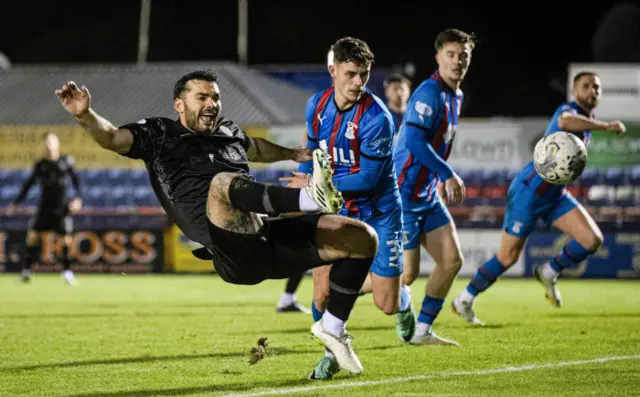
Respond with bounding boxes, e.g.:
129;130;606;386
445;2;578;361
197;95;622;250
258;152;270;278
119;117;251;248
14;155;81;213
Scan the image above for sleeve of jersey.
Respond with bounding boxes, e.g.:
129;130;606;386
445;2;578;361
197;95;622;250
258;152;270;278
297;97;319;174
332;113;393;191
13;168;36;204
118;118;160;161
404;88;454;180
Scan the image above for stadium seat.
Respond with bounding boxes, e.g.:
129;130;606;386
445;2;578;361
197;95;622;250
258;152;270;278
579;168;598;198
86;186;109;207
130;168;150;187
82;169;109;186
615;185;635;207
0;186;20;206
459;169;484;207
107;169;130;186
132;186;156;206
110;186;134;207
480;169;508;206
587;185;614;207
630;166;640;187
603;167;625;187
0;169;31;186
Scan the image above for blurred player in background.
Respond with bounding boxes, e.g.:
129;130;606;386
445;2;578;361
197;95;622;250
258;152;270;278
452;72;626;324
274;47;337;315
7;132;83;285
393;28;476;346
283;37;414;379
55;70;379;376
383;73;411;134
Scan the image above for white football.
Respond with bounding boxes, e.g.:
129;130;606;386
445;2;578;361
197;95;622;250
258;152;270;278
533;131;588;185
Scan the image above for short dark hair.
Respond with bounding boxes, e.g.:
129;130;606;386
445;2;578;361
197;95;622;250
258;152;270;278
173;69;218;99
330;37;374;66
434;28;477;51
384;73;411;89
573;71;599;85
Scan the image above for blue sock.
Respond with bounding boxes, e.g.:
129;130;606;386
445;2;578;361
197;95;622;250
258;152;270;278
417;296;444;325
357;290;366;296
311;301;324;323
549;239;597;272
466;255;507;296
311;301;333;356
399;286;411;312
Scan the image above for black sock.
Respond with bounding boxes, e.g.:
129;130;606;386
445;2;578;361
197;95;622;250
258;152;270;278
228;176;301;216
61;245;72;271
22;244;38;271
326;257;373;321
285;272;305;294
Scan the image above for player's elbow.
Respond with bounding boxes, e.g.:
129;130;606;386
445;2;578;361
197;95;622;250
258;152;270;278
557;112;573;130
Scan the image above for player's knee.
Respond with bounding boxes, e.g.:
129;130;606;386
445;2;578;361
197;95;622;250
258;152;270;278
353;221;378;258
444;250;463;273
497;245;522;267
401;255;420;286
497;251;519;267
374;293;399;315
402;271;418;286
582;231;603;252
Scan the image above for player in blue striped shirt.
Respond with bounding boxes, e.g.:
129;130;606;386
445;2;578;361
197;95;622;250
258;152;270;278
452;72;626;324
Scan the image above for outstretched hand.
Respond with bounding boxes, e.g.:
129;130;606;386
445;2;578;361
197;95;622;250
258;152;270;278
55;81;91;116
280;171;311;188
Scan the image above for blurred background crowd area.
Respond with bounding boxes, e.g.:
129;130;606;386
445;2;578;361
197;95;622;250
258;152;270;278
0;1;638;277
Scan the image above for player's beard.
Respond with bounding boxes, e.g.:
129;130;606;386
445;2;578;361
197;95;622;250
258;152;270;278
185;108;217;133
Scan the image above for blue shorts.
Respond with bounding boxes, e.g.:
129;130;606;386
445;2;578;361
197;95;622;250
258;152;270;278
502;179;579;238
367;206;404;278
402;199;453;250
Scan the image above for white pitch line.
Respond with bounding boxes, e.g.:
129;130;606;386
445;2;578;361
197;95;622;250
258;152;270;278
218;354;640;397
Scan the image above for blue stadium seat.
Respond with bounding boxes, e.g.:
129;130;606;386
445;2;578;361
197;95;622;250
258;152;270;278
579;168;598;187
130;168;150;187
110;186;134;207
0;186;20;206
132;186;155;206
86;186;108;207
107;168;131;186
82;169;109;186
0;169;31;186
603;167;625;187
630;166;640;187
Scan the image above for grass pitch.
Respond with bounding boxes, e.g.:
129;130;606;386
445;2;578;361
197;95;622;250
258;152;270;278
1;274;638;397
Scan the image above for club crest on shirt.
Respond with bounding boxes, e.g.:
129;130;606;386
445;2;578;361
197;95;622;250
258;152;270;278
345;122;358;140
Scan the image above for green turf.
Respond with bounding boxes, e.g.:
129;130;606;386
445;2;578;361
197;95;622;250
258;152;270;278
0;274;638;397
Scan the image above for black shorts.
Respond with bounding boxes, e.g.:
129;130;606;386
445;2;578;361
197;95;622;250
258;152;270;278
28;212;73;235
207;214;330;285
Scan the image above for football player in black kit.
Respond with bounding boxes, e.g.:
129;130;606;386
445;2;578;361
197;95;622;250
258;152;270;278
7;132;83;285
54;70;379;375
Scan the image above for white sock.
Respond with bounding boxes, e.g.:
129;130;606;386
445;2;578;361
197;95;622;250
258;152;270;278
415;321;431;336
299;189;320;212
278;292;295;307
21;269;32;277
63;270;74;279
322;310;346;337
542;262;558;279
459;289;476;303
